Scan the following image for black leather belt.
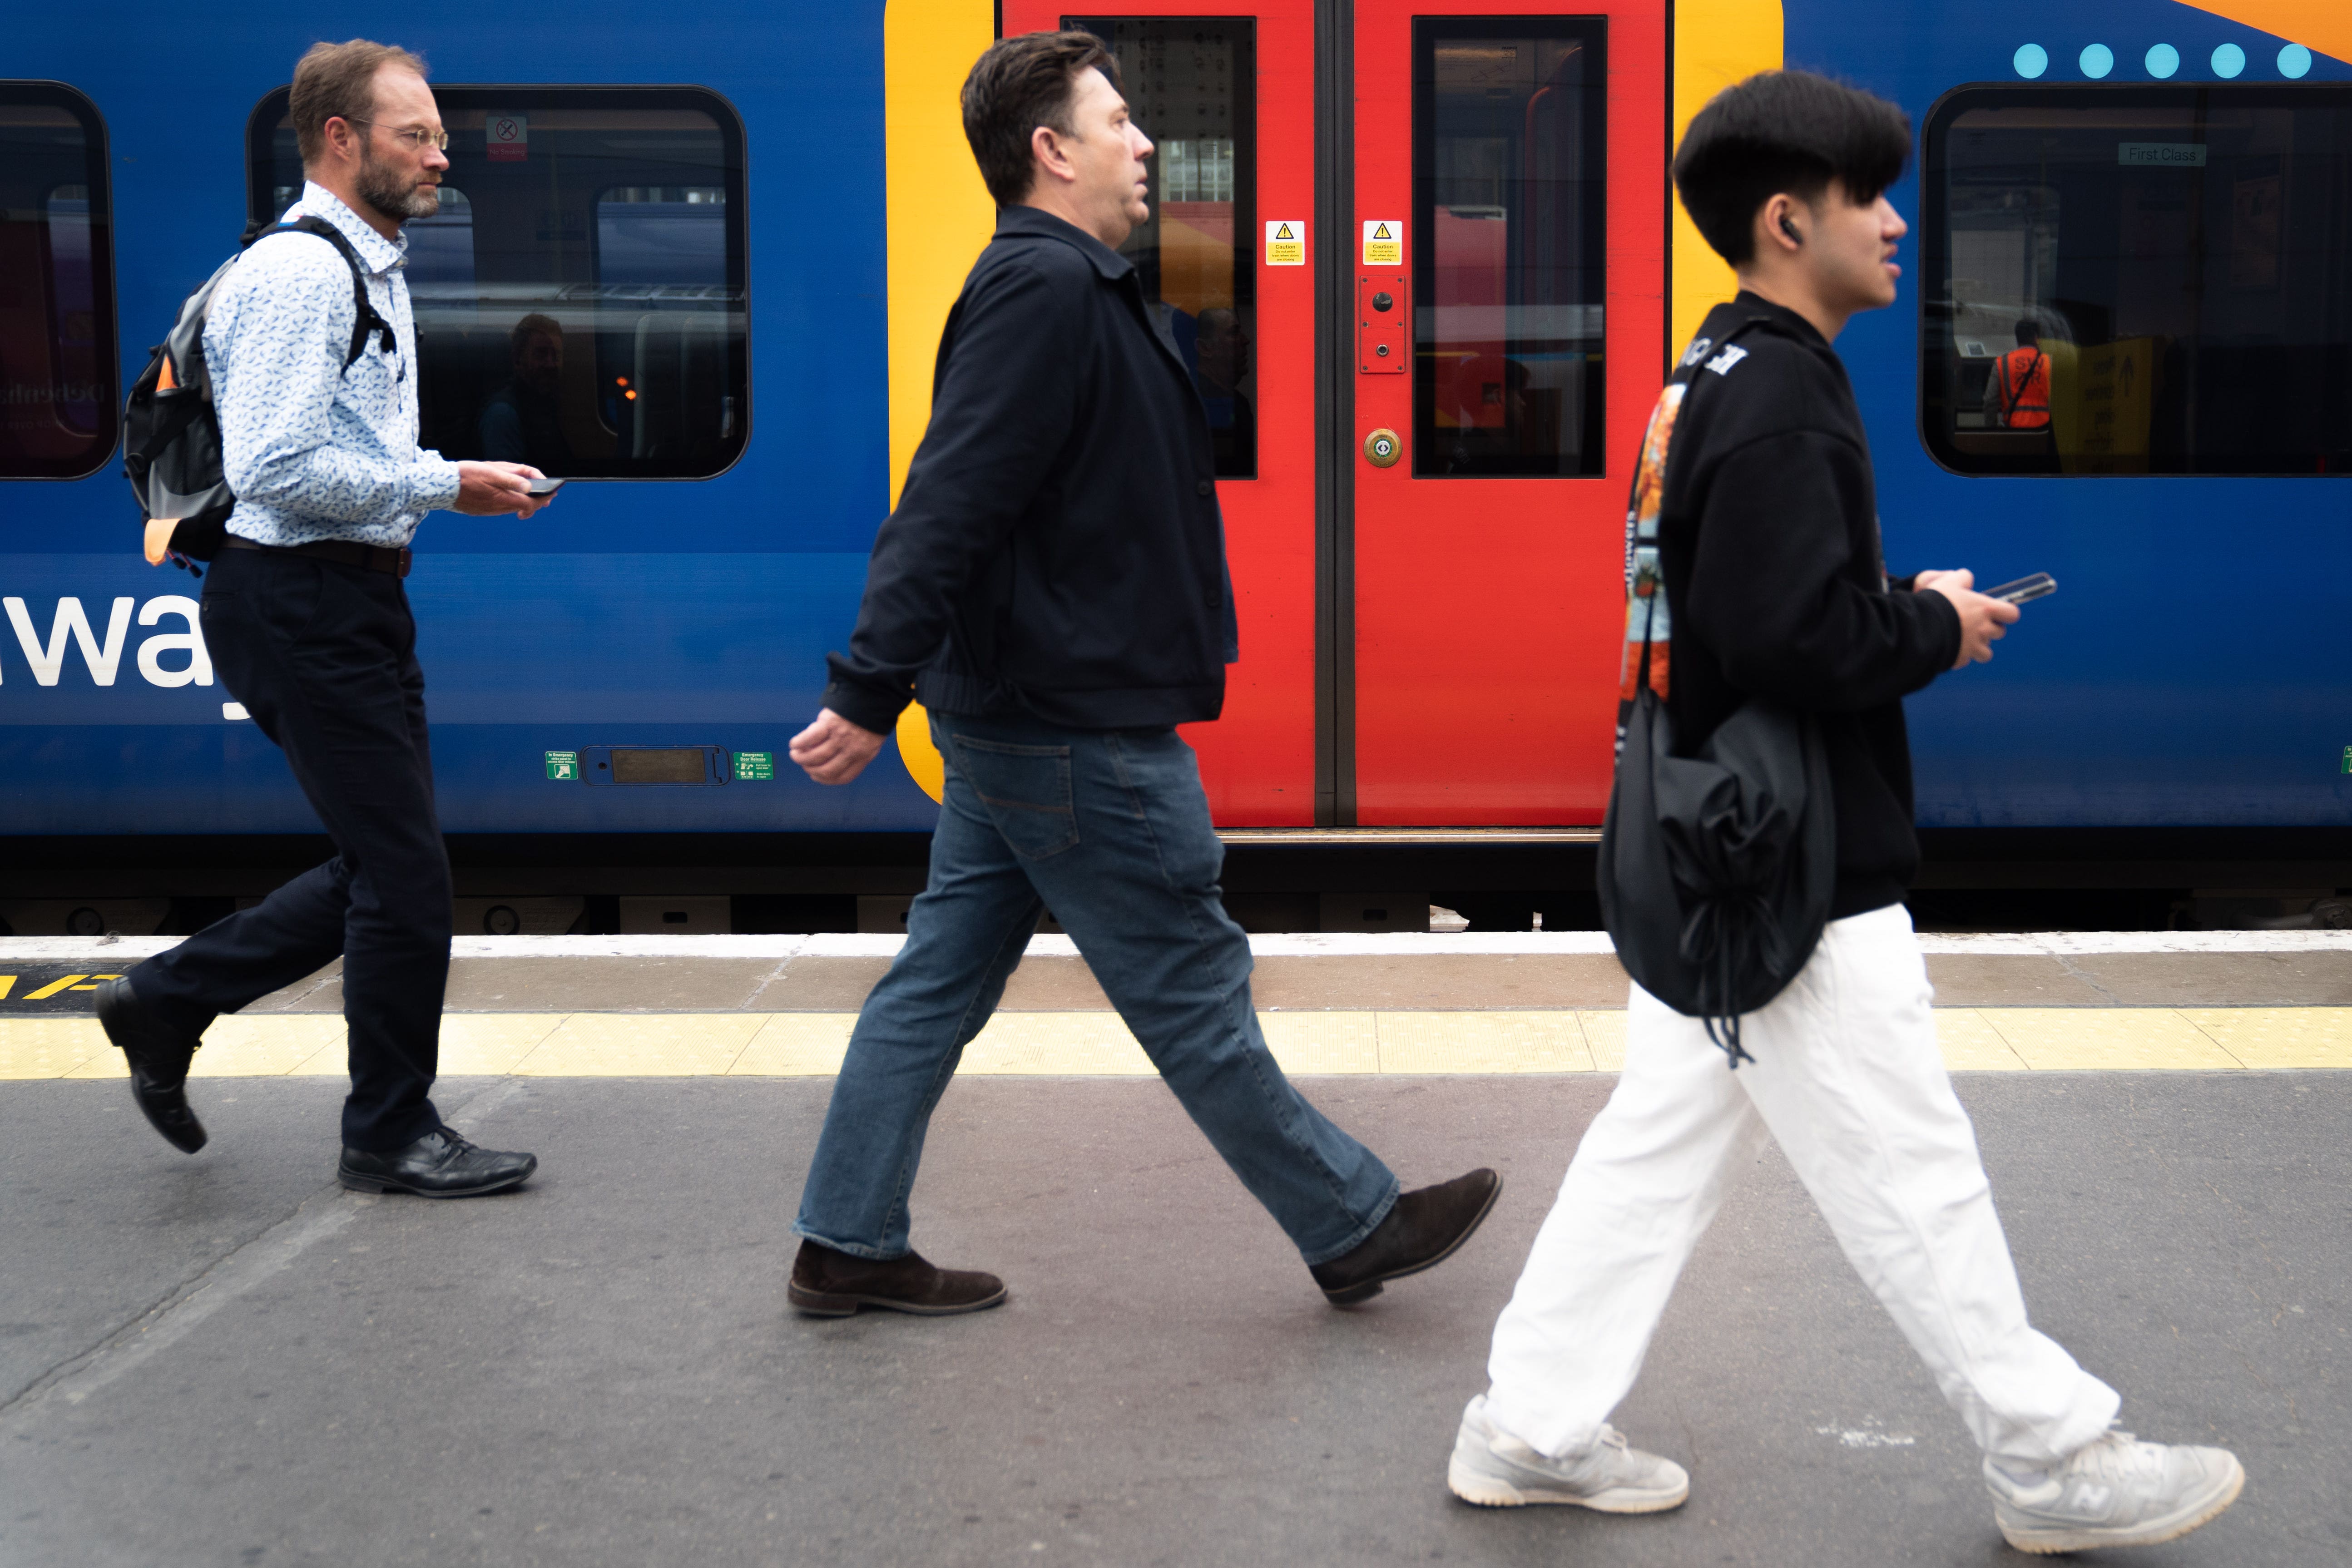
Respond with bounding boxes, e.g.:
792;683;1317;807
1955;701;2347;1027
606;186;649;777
220;535;412;578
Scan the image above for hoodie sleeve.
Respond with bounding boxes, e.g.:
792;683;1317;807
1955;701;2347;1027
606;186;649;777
1682;430;1962;712
819;259;1082;732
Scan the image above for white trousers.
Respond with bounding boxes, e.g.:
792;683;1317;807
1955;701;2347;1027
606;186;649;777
1485;904;2120;1468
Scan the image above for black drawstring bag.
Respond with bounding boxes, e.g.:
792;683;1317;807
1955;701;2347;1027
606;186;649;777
1598;638;1836;1068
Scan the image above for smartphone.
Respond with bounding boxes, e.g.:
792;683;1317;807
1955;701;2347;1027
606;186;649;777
525;476;566;497
1984;572;2056;604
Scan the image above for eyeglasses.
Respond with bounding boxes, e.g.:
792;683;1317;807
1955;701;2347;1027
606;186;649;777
346;119;450;152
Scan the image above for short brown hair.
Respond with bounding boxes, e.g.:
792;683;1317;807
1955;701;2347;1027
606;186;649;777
510;313;563;357
290;39;430;166
960;30;1121;207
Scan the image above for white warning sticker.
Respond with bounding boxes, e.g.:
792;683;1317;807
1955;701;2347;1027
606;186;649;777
1264;220;1306;266
1361;219;1401;264
487;112;528;163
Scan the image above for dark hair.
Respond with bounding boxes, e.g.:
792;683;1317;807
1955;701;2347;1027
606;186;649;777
961;30;1122;207
291;39;430;166
1671;70;1910;265
2013;319;2040;346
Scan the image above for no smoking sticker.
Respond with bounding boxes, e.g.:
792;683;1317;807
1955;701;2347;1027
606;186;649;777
1362;220;1401;264
1264;220;1305;266
487;112;528;163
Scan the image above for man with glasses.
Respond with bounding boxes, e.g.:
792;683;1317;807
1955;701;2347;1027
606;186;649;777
98;40;550;1197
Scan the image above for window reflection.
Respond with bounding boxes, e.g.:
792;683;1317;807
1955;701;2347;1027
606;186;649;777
252;90;747;480
1414;20;1607;478
0;87;117;479
1926;88;2352;476
1069;17;1258;477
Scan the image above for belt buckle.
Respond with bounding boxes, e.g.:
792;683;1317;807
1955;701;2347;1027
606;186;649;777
395;547;412;579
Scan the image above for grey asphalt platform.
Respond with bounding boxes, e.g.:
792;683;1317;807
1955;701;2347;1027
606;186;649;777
1;1070;2342;1568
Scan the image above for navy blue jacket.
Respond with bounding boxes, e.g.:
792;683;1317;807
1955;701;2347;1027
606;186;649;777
822;206;1237;733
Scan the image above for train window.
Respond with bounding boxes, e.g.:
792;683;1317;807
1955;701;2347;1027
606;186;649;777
249;87;747;479
1924;86;2352;476
1412;19;1607;478
1067;17;1258;478
0;83;119;479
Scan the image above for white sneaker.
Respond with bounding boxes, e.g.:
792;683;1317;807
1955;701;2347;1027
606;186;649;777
1447;1395;1690;1512
1985;1426;2245;1554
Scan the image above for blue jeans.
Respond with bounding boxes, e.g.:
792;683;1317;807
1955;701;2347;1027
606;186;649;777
794;712;1399;1265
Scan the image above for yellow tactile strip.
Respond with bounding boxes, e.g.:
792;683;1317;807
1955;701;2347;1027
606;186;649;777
5;1008;2351;1080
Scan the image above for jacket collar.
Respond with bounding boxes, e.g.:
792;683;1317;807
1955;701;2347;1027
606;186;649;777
1730;289;1832;350
292;180;408;276
993;203;1134;280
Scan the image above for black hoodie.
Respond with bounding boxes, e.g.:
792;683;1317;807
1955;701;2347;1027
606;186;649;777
1627;292;1962;919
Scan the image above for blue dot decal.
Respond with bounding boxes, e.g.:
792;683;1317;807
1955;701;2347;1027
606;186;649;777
2014;43;2048;79
2212;43;2246;79
2279;44;2312;79
2146;44;2179;79
2080;43;2114;79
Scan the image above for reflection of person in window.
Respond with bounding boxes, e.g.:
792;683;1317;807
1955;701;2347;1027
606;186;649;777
477;313;574;470
1986;320;2049;430
1194;307;1254;474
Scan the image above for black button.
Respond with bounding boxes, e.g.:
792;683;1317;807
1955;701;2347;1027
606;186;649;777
1372;291;1393;312
1197;479;1213;495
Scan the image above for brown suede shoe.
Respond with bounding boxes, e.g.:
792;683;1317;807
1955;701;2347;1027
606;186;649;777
1309;1168;1502;1305
787;1240;1008;1317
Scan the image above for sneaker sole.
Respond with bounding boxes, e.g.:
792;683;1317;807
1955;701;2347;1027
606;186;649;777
786;1282;1009;1318
1448;1455;1690;1514
1321;1173;1505;1306
1996;1455;2245;1555
337;1165;535;1199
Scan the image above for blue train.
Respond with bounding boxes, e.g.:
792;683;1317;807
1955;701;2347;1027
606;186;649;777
2;1;2346;867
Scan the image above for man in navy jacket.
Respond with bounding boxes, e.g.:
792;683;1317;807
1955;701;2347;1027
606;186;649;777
783;30;1498;1317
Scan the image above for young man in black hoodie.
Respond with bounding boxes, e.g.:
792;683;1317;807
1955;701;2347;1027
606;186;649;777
1444;73;2244;1556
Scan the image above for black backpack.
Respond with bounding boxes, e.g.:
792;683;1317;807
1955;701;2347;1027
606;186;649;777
123;217;395;572
1596;321;1837;1066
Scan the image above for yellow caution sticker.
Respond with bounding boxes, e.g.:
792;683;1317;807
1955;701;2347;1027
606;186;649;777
1264;220;1306;267
1362;219;1401;264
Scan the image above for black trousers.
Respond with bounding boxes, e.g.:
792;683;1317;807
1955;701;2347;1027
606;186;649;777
132;547;451;1151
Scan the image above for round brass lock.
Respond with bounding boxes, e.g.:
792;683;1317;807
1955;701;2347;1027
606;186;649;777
1362;427;1401;467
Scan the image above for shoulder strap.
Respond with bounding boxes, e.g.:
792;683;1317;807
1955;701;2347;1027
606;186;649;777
241;215;396;369
1636;316;1773;671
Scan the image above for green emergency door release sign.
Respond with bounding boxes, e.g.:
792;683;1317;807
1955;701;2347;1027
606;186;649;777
736;751;775;781
546;750;579;781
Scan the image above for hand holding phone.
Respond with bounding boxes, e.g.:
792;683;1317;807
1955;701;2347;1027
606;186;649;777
1983;572;2055;604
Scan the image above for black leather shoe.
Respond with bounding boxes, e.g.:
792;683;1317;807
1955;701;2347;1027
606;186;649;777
338;1128;536;1197
787;1240;1007;1317
92;976;207;1154
1310;1167;1502;1305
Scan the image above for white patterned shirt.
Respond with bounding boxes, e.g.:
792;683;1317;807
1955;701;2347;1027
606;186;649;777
205;181;461;548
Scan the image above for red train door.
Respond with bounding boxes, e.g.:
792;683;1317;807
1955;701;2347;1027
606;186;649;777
1004;1;1321;826
1350;1;1665;823
993;2;1663;826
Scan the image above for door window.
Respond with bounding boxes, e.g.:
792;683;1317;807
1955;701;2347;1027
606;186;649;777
0;84;117;479
1413;18;1606;477
250;88;748;479
1068;17;1259;477
1924;85;2352;476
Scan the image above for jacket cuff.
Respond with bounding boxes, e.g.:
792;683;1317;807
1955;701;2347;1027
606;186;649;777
1916;582;1964;668
411;455;464;514
821;679;909;737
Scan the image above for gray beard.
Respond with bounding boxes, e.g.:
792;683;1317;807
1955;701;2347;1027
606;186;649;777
356;148;439;225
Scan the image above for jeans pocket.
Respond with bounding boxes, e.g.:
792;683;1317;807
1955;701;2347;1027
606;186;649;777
949;734;1079;861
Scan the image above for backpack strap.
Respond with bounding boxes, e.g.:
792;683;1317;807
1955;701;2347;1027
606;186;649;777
241;215;397;370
